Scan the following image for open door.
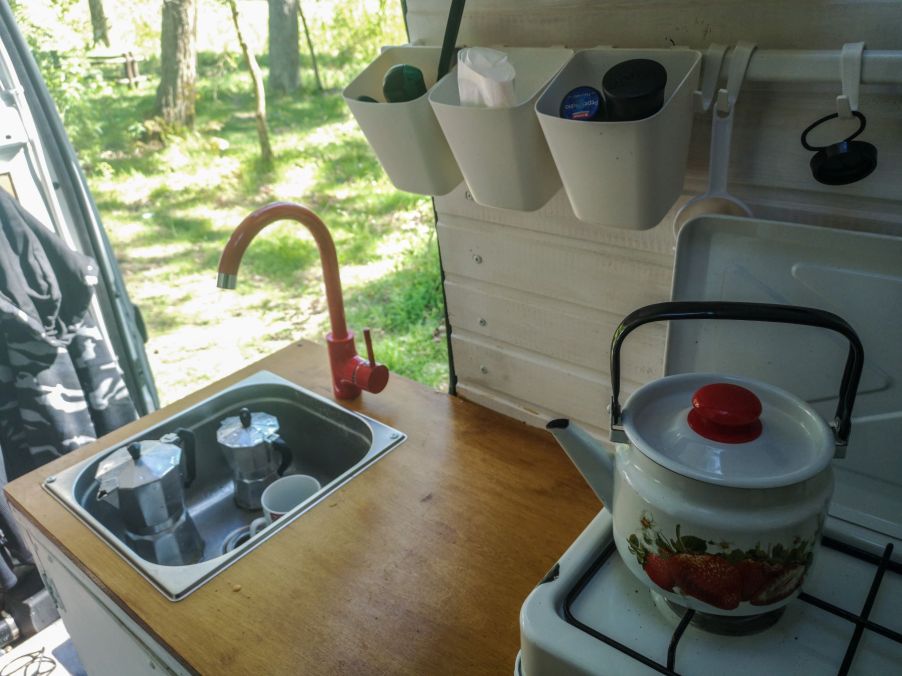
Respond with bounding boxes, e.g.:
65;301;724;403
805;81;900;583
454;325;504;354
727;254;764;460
0;3;157;416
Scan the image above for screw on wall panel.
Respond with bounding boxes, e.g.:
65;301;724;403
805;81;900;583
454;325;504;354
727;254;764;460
45;476;55;484
473;254;483;264
478;318;487;327
465;190;474;201
389;432;401;440
480;365;489;374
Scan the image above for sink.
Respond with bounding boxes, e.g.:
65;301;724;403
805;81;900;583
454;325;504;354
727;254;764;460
44;370;405;600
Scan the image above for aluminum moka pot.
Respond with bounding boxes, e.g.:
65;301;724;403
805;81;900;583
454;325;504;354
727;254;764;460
217;408;292;510
95;429;204;566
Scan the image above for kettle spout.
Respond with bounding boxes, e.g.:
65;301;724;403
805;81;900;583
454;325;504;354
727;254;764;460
546;419;615;510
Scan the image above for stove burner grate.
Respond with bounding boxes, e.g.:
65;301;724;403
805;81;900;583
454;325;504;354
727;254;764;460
563;538;901;676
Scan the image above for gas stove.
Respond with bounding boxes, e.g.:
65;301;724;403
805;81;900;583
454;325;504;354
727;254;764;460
519;216;902;675
518;511;902;675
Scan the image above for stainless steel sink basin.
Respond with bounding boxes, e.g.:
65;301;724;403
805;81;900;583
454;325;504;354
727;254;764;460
44;370;405;600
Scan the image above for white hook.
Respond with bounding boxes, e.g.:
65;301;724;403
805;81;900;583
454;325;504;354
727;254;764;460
694;44;728;113
716;42;756;114
837;42;865;119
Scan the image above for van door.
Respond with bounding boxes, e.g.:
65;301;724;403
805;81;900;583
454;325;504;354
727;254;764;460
0;3;157;415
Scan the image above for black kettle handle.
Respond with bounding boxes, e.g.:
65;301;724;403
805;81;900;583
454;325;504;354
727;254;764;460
175;428;197;488
272;436;293;476
609;301;864;452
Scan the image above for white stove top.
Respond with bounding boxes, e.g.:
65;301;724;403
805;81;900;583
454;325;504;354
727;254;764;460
520;217;902;675
519;510;902;675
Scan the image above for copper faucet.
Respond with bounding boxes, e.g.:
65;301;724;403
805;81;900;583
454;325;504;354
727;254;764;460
217;202;389;400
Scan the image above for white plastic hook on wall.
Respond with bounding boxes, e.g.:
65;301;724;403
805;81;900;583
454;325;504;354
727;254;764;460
716;41;756;114
836;42;865;119
693;44;728;113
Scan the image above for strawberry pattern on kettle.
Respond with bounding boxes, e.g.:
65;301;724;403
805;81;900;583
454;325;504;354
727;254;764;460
627;511;816;611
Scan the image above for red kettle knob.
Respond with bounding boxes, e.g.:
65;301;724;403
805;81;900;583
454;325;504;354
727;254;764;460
687;383;763;443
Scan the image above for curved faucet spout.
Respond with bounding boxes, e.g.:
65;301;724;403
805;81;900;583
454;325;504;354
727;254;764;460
217;202;389;400
217;202;349;339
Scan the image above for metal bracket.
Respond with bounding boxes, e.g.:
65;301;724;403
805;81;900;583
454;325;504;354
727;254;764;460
609;426;628;444
693;44;728;113
716;41;756;114
836;41;865;119
831;419;848;459
609;395;627;443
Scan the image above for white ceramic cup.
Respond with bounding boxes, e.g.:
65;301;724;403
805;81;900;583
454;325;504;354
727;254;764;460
249;474;321;537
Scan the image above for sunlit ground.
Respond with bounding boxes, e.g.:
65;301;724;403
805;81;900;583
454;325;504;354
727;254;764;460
48;2;450;405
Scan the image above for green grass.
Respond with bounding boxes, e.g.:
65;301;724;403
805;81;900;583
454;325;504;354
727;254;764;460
345;239;449;388
23;2;450;402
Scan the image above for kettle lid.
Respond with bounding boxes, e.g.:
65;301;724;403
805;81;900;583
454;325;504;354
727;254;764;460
217;408;280;448
95;437;183;497
621;373;833;488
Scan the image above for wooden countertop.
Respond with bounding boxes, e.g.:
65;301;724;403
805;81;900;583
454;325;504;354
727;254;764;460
5;341;599;675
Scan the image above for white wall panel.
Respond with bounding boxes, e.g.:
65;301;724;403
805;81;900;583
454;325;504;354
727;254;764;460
438;217;673;316
406;1;902;428
406;1;901;51
444;279;664;384
439;215;672;429
438;184;679;255
452;333;611;431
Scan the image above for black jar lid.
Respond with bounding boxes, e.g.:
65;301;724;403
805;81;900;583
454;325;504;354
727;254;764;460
801;111;878;185
559;86;603;121
810;140;877;185
602;59;667;121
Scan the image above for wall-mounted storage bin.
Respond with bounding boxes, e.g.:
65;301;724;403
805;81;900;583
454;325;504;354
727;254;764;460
536;48;701;230
343;46;462;196
429;48;573;211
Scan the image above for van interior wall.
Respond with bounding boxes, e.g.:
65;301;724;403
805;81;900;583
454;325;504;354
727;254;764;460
404;0;902;434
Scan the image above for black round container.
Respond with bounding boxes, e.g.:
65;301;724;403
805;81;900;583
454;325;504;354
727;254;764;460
602;59;667;121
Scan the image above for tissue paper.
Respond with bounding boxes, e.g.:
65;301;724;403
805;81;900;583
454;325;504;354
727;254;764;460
457;47;516;108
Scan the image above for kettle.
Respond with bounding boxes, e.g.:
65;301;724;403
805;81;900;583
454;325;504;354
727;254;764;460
547;301;863;616
217;408;292;510
95;429;204;566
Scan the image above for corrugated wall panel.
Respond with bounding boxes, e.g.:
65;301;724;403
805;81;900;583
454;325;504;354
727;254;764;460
443;279;664;382
406;1;901;51
438;217;673;315
404;1;902;430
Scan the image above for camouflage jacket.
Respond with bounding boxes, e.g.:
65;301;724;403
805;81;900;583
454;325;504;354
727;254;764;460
0;190;137;481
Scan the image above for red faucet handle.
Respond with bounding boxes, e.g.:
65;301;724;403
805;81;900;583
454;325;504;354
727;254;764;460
357;328;389;394
363;328;376;367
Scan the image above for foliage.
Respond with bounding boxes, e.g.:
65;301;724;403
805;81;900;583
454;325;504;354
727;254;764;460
13;0;449;400
314;0;397;72
345;238;448;388
12;1;113;167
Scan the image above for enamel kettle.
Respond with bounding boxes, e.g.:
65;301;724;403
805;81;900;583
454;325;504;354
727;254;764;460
548;301;864;616
95;429;204;566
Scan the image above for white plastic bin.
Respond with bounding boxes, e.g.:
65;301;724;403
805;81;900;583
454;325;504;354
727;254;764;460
429;48;573;211
344;46;462;196
536;48;701;229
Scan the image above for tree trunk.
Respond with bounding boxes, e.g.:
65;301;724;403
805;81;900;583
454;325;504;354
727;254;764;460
88;0;111;47
298;2;322;92
268;0;299;94
156;0;197;127
228;0;274;166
